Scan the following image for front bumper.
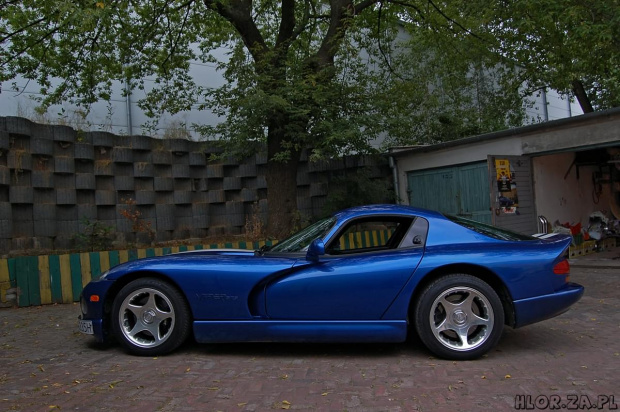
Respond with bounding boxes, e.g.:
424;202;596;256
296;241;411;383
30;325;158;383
78;315;107;343
512;282;584;328
79;278;115;343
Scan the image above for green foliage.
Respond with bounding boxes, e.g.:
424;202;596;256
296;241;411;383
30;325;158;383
372;21;526;146
447;0;620;110
323;167;395;216
1;0;207;115
2;0;618;147
74;217;114;252
3;1;618;236
1;0;531;158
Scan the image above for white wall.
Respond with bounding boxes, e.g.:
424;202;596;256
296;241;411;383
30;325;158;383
0;46;228;138
1;32;584;142
524;88;583;123
532;153;611;227
1;76;132;133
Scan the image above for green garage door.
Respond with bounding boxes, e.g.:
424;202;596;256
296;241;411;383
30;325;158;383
407;162;492;224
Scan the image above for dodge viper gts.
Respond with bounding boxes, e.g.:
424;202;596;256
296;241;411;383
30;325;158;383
79;204;583;360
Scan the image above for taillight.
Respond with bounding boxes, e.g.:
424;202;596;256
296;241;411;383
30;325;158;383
553;259;570;275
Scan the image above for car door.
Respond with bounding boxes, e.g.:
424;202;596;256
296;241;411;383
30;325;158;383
264;216;428;320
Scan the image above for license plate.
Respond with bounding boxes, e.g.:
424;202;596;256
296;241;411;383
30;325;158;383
79;319;93;335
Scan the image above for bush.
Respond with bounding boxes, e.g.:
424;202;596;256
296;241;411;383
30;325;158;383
323;167;394;215
74;217;115;251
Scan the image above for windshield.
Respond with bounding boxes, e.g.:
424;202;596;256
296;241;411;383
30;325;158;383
445;215;535;241
268;216;337;252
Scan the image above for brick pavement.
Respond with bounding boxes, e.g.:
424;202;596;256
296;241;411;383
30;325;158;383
0;266;618;411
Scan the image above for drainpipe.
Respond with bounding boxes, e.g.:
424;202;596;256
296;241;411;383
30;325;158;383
124;77;133;136
389;155;400;204
541;87;549;121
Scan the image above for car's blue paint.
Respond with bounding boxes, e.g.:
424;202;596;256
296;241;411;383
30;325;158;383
306;238;325;261
101;252;298;320
512;283;584;327
79;278;115;343
80;204;584;347
266;248;424;319
193;320;407;343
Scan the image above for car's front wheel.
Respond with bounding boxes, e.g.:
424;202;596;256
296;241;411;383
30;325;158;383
111;278;191;356
414;274;504;360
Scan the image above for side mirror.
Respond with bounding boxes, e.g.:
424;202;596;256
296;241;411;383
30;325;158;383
306;238;325;262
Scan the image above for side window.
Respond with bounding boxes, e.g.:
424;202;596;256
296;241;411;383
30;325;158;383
399;217;429;248
326;217;413;255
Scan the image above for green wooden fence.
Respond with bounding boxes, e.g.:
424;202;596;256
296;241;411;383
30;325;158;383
0;240;274;307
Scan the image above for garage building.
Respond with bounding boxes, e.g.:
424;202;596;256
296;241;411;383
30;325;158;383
389;108;620;240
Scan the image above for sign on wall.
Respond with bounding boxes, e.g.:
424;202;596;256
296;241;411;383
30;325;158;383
495;158;519;214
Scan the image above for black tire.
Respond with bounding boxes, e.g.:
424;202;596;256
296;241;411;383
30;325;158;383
414;274;504;360
111;278;191;356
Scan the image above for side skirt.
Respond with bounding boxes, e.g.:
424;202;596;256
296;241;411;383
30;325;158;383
193;320;408;343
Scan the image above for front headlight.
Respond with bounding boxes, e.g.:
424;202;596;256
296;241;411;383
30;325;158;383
80;295;88;316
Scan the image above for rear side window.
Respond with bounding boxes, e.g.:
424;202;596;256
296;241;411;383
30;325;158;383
445;215;535;241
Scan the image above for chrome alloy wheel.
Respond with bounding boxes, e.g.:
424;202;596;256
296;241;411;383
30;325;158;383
118;287;176;348
429;286;494;352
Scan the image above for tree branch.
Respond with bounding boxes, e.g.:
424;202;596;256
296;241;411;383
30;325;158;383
426;0;484;41
0;16;50;43
1;21;66;69
203;0;268;62
292;0;312;39
174;0;197;11
276;0;296;47
353;0;378;14
316;0;360;67
385;0;426;21
0;0;23;8
315;0;382;68
572;79;594;113
162;1;193;72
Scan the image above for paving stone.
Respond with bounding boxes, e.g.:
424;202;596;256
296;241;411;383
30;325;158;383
0;258;618;412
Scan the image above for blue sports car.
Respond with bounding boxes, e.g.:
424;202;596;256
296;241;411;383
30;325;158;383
78;204;583;360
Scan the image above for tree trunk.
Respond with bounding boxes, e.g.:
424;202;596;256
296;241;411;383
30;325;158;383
265;154;300;239
264;117;301;239
572;79;594;113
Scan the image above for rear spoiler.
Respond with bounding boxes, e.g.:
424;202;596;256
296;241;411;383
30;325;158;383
532;233;564;240
532;232;572;256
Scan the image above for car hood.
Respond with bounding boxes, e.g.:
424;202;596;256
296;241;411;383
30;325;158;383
101;249;297;281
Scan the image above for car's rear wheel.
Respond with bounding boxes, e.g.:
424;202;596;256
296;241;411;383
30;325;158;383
111;278;191;356
414;274;504;360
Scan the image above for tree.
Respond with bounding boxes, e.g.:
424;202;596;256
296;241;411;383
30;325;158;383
5;0;601;236
1;0;400;238
372;2;527;146
448;0;620;112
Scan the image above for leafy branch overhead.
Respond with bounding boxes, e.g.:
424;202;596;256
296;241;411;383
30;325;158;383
1;1;524;149
2;0;618;235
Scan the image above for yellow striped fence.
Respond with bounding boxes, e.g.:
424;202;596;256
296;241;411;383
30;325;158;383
0;240;274;307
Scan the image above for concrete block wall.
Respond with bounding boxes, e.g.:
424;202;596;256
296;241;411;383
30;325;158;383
0;116;392;255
